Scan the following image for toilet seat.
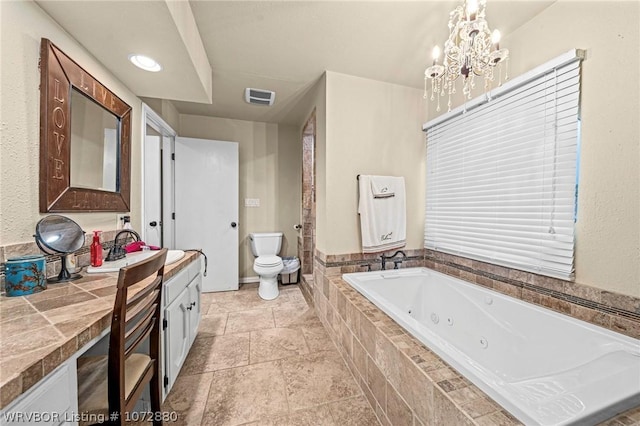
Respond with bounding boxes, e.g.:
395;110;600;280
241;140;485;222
253;262;284;276
255;255;282;268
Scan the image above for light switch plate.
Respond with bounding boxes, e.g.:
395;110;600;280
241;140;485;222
244;198;260;207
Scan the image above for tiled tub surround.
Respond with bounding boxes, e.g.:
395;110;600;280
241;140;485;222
314;248;426;274
313;248;640;340
314;273;640;426
0;251;199;409
343;268;640;425
306;248;425;307
0;230;126;293
310;249;640;425
423;249;640;340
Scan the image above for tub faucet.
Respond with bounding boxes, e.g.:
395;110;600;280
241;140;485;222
105;229;141;262
380;250;407;270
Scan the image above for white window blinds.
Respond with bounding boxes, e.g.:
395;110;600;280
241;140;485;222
424;52;583;280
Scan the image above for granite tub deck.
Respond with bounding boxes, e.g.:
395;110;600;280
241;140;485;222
313;275;640;426
0;251;199;410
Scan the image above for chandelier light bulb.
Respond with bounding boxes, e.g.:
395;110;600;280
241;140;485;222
432;46;441;64
466;0;478;19
492;29;501;45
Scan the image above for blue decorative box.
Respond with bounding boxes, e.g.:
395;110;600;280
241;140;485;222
4;255;47;296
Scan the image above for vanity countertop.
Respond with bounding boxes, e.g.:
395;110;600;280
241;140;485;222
0;251;200;410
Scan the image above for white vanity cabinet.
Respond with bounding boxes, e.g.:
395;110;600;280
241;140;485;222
162;257;202;398
0;256;202;425
1;364;76;426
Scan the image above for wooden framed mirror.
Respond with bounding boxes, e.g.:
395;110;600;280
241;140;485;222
39;38;131;212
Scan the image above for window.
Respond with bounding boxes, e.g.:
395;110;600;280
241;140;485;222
424;50;583;281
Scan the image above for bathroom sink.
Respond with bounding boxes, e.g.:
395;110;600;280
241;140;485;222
164;250;186;265
86;250;185;274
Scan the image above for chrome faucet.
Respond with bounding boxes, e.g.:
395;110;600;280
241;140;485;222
105;229;141;262
380;250;407;270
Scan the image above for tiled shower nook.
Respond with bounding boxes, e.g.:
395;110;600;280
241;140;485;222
309;248;640;425
299;111;317;277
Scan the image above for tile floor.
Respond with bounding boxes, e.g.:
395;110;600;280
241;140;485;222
161;283;380;425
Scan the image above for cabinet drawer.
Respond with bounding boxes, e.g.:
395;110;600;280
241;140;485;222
2;364;74;426
164;266;189;306
164;258;201;307
185;257;201;282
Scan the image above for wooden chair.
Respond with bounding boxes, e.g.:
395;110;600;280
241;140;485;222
77;248;168;425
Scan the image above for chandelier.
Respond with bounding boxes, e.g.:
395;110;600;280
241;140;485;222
424;0;509;112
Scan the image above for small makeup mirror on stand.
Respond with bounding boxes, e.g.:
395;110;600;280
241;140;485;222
34;215;85;282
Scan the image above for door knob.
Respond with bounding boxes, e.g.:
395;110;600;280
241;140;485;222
149;221;157;227
231;222;237;228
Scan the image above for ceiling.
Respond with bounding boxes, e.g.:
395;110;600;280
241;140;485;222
36;0;554;126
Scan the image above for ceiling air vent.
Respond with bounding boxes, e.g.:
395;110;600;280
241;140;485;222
245;88;276;106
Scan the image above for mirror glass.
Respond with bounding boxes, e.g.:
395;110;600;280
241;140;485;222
35;214;85;254
70;89;119;192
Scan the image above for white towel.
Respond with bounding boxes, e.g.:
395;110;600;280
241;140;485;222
358;175;406;253
370;176;395;198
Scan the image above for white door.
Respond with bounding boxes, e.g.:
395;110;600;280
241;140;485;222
175;137;239;292
143;132;162;247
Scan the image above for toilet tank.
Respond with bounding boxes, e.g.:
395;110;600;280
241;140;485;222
249;232;283;256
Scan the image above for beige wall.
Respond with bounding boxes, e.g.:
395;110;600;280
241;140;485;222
0;0;142;245
321;71;427;255
425;2;639;297
177;115;301;279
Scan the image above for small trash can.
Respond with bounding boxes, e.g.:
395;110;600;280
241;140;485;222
280;256;300;285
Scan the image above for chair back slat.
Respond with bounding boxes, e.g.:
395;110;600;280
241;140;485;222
124;306;157;358
126;274;162;311
108;248;167;420
125;289;157;321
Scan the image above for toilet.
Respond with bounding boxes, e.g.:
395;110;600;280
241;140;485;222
249;232;284;300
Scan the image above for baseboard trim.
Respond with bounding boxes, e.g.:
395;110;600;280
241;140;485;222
239;276;260;284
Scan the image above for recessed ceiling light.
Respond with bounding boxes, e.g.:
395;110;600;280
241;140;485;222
128;54;162;72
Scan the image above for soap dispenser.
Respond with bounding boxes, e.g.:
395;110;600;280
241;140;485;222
90;231;103;267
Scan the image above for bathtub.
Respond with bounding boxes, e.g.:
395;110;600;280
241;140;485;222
343;268;640;426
